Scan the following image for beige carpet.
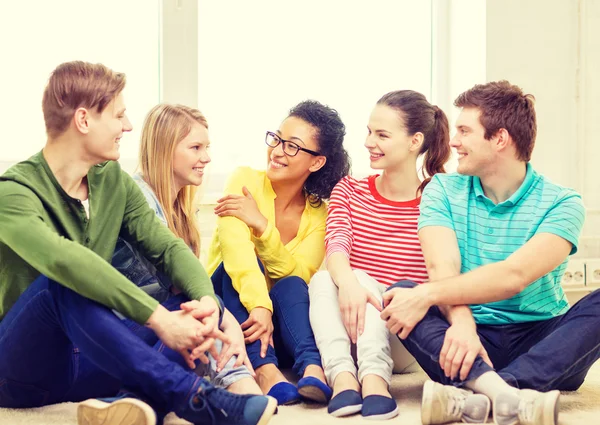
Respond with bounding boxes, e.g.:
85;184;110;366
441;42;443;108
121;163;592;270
2;360;599;425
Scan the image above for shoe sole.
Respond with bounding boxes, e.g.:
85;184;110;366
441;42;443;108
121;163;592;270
363;406;399;421
298;385;328;403
256;396;279;425
329;404;363;417
77;398;156;425
421;380;435;425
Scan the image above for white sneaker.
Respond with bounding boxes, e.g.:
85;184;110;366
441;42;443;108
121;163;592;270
421;380;491;424
493;389;560;425
77;397;156;425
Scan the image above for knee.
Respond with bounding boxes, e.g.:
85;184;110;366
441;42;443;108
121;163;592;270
269;275;307;299
308;271;336;297
585;288;600;306
30;274;54;290
386;279;418;291
29;275;65;298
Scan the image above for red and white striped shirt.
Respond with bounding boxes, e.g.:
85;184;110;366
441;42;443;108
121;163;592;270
325;175;428;285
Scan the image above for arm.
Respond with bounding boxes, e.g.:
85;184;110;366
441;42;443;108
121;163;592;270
325;177;381;343
0;183;159;324
327;251;381;343
215;168;272;313
215;182;326;284
423;232;573;305
253;216;326;283
419;225;492;379
414;175;475;323
119;171;220;312
382;175;488;380
418;226;475;324
382;191;585;334
423;189;585;305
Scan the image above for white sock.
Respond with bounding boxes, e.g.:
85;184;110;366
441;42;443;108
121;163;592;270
465;371;518;402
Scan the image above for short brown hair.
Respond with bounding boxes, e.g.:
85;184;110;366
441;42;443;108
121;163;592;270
42;61;126;138
454;81;537;162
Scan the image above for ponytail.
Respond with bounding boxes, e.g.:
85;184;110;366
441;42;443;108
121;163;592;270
418;106;451;195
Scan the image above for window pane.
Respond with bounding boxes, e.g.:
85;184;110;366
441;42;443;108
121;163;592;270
198;1;432;198
0;0;160;173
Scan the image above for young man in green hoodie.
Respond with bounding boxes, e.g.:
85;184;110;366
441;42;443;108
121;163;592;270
0;61;276;425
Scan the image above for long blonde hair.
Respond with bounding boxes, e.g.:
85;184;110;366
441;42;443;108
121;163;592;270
139;104;208;257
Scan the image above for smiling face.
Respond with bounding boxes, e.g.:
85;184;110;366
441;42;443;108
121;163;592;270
172;122;211;191
266;116;324;184
365;104;416;171
85;92;132;163
451;107;496;176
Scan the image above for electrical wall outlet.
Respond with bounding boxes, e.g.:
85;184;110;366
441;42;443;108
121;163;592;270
561;258;586;287
585;258;600;288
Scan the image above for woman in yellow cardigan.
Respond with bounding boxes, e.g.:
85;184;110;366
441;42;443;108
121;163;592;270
207;100;350;406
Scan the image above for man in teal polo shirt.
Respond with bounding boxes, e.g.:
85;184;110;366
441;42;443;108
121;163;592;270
380;81;594;425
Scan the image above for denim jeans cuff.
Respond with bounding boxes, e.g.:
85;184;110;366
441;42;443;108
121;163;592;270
213;366;254;389
455;360;496;388
498;371;519;388
295;358;323;378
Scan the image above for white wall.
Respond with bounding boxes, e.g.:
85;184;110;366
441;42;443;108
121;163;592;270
432;0;487;172
486;0;600;255
0;0;160;173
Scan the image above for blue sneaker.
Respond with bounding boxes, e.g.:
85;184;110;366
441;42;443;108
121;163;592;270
297;377;333;403
266;382;301;405
78;397;157;425
184;380;278;425
361;395;398;420
327;390;362;417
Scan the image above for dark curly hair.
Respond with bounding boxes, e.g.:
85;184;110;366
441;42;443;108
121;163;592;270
288;100;351;207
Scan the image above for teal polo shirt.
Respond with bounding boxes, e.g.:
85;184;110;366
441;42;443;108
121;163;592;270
418;164;585;325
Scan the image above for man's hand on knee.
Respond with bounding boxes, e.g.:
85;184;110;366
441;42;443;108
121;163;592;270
381;285;432;339
440;323;493;381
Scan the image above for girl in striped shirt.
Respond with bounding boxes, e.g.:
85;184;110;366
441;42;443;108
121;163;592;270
309;90;451;419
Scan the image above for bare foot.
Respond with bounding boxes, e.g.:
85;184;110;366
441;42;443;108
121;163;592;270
227;377;263;395
255;363;288;394
332;371;360;398
361;374;391;398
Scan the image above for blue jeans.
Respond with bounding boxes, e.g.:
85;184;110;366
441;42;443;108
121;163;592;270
120;294;250;391
388;280;600;391
211;263;321;377
0;275;207;414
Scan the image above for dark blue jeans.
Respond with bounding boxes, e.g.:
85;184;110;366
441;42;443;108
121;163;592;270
211;263;321;377
0;275;204;414
388;280;600;392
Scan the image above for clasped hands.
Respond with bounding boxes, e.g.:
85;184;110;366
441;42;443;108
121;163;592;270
149;296;253;374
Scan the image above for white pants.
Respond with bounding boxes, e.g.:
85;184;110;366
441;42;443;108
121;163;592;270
309;270;419;387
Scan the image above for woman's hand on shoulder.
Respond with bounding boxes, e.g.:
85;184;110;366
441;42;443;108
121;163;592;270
214;186;268;235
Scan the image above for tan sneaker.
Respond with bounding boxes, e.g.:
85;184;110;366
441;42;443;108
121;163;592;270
77;397;156;425
421;380;491;424
493;389;560;425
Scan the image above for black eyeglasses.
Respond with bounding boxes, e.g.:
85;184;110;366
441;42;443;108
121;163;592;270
265;131;321;157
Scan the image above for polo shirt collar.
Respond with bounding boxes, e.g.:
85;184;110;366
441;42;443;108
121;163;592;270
472;163;534;206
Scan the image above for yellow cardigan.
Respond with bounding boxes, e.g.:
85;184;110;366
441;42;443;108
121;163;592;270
207;167;327;313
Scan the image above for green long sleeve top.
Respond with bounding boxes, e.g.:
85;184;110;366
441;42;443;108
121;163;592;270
0;152;216;324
